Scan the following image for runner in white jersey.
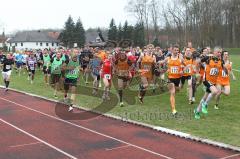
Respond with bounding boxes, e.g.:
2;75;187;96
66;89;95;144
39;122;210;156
26;51;37;84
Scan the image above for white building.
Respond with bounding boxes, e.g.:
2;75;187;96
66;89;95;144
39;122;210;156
7;30;60;50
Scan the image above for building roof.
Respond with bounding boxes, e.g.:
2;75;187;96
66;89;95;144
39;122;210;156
8;30;60;43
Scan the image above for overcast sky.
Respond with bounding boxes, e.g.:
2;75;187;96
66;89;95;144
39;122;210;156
0;0;132;34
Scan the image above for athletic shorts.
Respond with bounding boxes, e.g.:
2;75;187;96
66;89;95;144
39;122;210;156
118;76;129;82
28;68;35;74
91;73;100;81
16;62;23;68
64;78;78;90
51;74;61;84
181;76;192;85
43;66;51;75
203;80;214;93
2;70;12;79
37;61;42;67
168;78;181;87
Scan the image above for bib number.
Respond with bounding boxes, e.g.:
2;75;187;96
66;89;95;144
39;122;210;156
210;68;218;76
6;65;11;70
69;70;77;75
170;67;179;74
222;70;228;77
184;67;191;74
143;65;151;71
104;74;111;80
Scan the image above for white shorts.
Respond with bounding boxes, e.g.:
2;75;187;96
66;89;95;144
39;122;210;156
2;70;12;79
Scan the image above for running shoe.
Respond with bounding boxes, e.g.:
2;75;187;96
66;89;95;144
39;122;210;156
189;100;194;105
214;105;219;110
172;109;177;115
201;102;208;114
68;105;74;112
192;97;196;102
138;96;143;104
194;109;201;120
120;102;124;107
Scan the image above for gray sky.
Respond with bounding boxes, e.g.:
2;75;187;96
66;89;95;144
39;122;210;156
0;0;132;34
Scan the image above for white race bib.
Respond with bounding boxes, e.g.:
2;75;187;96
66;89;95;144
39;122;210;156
6;65;11;70
143;65;151;71
210;68;218;76
222;70;228;77
184;67;191;74
104;74;111;80
170;67;179;74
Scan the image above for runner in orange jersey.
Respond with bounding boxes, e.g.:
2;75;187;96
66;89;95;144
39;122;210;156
137;46;156;104
160;45;184;115
214;51;236;109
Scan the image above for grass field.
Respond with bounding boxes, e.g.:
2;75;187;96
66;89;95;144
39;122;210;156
1;49;240;147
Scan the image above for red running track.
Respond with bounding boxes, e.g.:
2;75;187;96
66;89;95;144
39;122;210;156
0;89;239;159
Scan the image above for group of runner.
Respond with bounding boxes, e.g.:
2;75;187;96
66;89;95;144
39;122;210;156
0;42;236;119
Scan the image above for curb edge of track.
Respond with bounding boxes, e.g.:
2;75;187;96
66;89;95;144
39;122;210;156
1;85;240;153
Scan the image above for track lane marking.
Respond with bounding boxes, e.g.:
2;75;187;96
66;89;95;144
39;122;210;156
0;97;174;159
0;118;77;159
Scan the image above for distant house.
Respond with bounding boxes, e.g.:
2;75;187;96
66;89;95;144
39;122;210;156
85;31;107;47
7;30;60;50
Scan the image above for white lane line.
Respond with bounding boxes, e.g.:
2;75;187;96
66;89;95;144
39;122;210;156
105;145;131;151
219;153;240;159
10;142;41;148
0;97;174;159
0;118;77;159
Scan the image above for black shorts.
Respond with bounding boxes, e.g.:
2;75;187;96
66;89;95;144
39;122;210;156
43;66;51;74
154;68;161;76
203;80;214;93
118;76;129;82
16;62;23;68
37;61;42;67
168;78;181;87
51;74;61;84
181;76;192;85
92;73;100;81
64;78;78;90
82;65;88;70
28;69;35;74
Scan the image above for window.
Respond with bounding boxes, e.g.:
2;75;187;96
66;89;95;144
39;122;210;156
36;42;38;46
46;43;49;47
10;43;12;46
52;43;54;47
40;42;42;46
56;43;59;46
21;43;23;47
15;43;17;46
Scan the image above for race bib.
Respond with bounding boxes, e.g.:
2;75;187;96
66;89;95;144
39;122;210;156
69;70;77;75
170;67;179;74
143;65;151;71
222;70;228;77
104;74;111;80
210;68;218;76
184;67;191;74
6;65;11;70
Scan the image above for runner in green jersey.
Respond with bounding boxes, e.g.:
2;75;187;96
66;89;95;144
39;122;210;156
42;48;51;85
63;54;81;111
50;52;63;98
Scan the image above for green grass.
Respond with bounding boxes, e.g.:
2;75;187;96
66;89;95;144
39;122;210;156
1;50;240;147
